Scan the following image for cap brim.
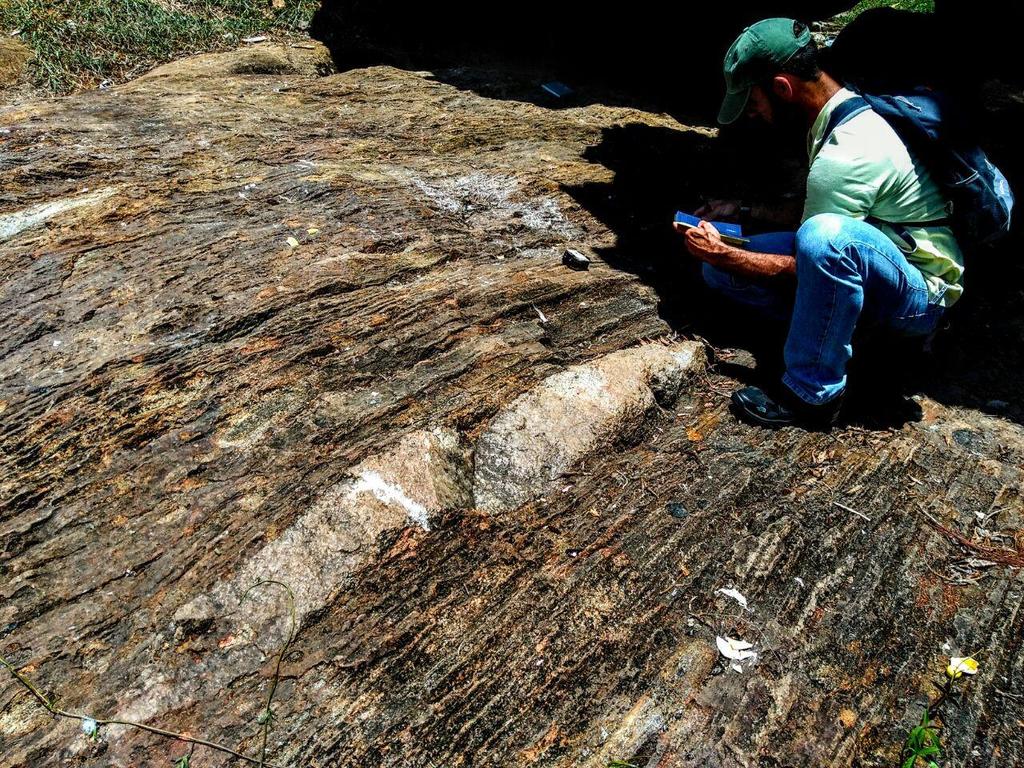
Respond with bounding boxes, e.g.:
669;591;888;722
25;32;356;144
717;87;750;125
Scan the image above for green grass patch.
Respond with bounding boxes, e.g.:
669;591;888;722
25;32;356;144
835;0;936;24
0;0;318;94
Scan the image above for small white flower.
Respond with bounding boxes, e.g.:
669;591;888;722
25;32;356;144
947;657;979;679
81;718;98;739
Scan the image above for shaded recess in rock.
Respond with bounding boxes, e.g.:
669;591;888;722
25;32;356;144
309;1;856;115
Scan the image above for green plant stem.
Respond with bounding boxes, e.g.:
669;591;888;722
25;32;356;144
0;654;280;767
927;678;954;720
240;579;298;768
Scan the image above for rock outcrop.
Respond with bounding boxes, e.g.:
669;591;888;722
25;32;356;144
2;41;1023;768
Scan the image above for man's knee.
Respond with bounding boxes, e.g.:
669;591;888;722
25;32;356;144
796;213;850;248
795;213;855;266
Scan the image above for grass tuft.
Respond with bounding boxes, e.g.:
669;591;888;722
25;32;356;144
0;0;318;94
834;0;936;24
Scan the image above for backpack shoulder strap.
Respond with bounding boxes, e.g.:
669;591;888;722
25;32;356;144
822;95;870;144
822;94;953;233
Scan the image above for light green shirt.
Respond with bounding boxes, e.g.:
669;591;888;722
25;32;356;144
803;88;964;307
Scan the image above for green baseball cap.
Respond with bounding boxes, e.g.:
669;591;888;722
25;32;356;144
718;18;813;125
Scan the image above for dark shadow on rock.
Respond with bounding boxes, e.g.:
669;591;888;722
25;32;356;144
308;0;856;117
561;122;721;329
308;0;1021;118
560;120;808;389
422;66;717;128
561;121;805;312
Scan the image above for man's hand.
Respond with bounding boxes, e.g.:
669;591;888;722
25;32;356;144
694;199;742;222
675;219;796;278
683;220;732;264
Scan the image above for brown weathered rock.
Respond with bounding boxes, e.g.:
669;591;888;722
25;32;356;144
1;41;1023;768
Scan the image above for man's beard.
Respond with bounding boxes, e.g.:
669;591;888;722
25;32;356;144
765;90;806;133
764;90;809;152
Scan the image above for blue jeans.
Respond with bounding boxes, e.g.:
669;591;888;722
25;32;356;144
703;213;946;405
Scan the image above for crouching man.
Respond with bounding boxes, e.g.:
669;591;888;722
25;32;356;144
683;18;963;429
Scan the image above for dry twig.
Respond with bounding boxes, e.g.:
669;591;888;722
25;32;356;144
921;509;1024;568
0;654;277;767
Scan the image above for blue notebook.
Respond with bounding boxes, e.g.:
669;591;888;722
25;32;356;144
674;211;749;246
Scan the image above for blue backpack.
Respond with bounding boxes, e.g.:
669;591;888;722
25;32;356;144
824;88;1015;250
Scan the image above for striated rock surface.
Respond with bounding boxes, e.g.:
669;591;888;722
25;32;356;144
1;42;1023;768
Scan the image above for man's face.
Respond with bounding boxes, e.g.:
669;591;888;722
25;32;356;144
745;84;775;123
746;79;804;135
